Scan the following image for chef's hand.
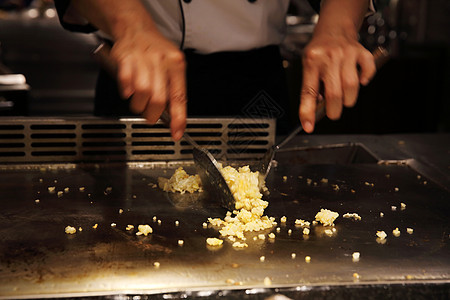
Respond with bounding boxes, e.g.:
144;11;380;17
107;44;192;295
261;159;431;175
298;0;377;133
110;31;187;141
69;0;187;140
298;34;376;133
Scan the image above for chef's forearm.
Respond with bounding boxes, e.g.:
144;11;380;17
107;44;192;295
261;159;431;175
313;0;369;39
70;0;161;41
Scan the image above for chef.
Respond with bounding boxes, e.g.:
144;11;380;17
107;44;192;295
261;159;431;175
54;0;376;140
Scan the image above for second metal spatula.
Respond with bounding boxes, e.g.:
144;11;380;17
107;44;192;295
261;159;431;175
253;100;326;182
254;47;390;184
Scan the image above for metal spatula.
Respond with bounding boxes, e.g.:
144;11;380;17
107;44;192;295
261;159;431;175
160;112;236;211
92;42;236;211
253;100;326;183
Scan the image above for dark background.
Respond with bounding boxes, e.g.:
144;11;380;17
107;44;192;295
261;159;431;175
0;0;449;134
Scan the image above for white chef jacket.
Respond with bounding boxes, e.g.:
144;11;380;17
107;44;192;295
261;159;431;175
142;0;290;54
62;0;376;54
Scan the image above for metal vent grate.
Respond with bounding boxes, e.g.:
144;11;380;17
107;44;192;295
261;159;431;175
0;117;275;163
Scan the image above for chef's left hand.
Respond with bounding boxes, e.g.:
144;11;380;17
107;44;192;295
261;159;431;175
299;30;376;133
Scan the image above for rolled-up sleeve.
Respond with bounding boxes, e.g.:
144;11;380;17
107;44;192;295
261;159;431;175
54;0;97;33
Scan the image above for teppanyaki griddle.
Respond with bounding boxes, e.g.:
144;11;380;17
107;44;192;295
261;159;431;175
0;120;448;299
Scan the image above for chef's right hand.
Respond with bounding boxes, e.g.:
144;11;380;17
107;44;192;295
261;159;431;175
110;31;187;141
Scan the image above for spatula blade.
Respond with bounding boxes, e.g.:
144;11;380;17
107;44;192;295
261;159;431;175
192;148;235;211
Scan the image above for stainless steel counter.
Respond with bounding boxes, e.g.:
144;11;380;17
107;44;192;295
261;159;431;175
0;134;449;299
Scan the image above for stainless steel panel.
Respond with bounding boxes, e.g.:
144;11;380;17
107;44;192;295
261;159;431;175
0;117;275;163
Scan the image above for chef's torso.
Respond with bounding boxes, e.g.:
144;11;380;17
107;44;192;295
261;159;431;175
62;0;376;54
141;0;290;54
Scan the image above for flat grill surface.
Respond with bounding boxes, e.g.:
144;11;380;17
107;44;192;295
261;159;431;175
0;135;449;298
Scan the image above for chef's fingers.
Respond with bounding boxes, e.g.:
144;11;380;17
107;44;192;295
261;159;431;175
322;53;343;120
142;55;168;125
357;50;376;86
341;56;359;108
167;52;187;141
129;59;153;115
299;58;320;133
116;55;134;99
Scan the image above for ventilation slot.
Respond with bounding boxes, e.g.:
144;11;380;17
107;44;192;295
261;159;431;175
82;124;126;130
0;134;25;139
131;124;165;129
0;142;25;148
227;140;268;146
31;151;77;157
82;133;125;139
30;124;76;130
0;125;24;130
82;142;126;147
132;141;175;146
180;141;221;146
187;123;222;129
228;123;270;129
31;133;76;139
31;142;76;148
228;132;269;137
132;149;175;155
186;132;221;137
82;150;127;156
132;132;171;138
0;151;25;157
